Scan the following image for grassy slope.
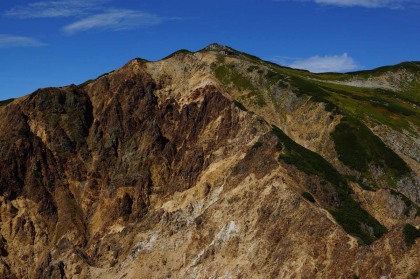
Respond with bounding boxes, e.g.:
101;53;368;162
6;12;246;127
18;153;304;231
271;125;387;244
331;116;410;180
207;46;417;243
208;46;419;133
209;47;416;179
270;64;419;133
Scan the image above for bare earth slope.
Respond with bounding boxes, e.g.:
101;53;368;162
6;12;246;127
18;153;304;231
0;44;419;278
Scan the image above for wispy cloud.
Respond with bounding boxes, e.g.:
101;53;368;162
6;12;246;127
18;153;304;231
63;10;163;34
5;1;170;36
4;0;108;19
0;34;46;48
315;0;402;8
287;53;359;73
273;0;416;9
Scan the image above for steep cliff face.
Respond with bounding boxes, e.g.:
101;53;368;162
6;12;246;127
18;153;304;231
0;45;418;278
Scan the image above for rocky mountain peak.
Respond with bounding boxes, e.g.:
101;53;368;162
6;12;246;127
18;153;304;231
0;45;419;279
203;43;239;56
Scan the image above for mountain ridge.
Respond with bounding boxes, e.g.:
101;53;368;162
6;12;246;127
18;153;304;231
2;43;419;103
0;44;418;278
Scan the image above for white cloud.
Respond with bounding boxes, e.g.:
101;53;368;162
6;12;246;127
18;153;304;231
5;1;169;36
273;0;415;8
0;34;46;48
288;53;359;73
315;0;399;8
4;0;108;18
63;10;162;34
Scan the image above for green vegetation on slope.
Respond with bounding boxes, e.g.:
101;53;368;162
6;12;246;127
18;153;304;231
270;67;419;132
302;192;315;203
209;46;418;128
205;46;411;244
289;76;340;112
331;116;410;182
389;190;420;217
346;61;420;79
233;100;248;111
215;64;254;90
403;224;420;247
212;48;419;133
271;126;387;244
330;197;388;244
317;82;419;131
215;63;267;107
210;48;415;191
272;125;345;187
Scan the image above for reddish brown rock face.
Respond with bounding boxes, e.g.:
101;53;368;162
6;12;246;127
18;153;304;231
0;47;418;279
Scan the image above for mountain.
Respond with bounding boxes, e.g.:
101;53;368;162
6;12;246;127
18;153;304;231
0;43;419;278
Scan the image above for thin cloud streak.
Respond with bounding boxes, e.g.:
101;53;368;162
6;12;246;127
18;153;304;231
288;53;359;73
4;0;108;19
315;0;401;8
0;34;46;48
273;0;415;8
63;10;163;34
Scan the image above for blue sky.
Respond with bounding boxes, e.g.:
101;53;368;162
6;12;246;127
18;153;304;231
0;0;419;100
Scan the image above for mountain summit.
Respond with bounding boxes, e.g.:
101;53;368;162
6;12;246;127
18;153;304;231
0;45;419;278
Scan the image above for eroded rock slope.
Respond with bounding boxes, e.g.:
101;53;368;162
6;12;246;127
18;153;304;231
0;44;419;278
